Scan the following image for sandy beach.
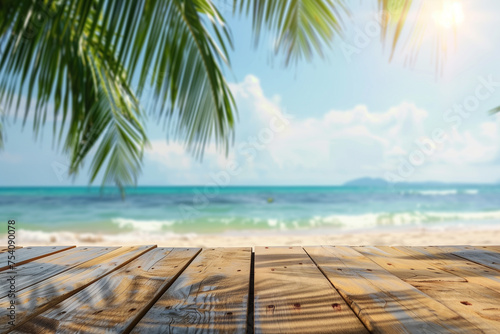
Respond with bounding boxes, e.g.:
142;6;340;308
12;225;500;247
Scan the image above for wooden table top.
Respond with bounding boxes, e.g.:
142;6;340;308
1;245;499;333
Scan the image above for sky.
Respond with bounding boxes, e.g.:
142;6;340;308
2;0;500;186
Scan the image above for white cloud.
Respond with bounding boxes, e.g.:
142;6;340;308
146;142;193;169
143;74;500;184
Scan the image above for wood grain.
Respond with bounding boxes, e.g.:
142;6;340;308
354;246;466;282
0;247;22;253
2;245;500;333
0;245;155;332
395;246;500;294
131;247;251;334
13;247;200;334
254;246;367;334
305;246;482;333
0;246;75;271
446;246;500;272
474;246;500;254
361;246;500;333
0;246;118;298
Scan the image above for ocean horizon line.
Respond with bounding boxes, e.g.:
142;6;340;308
1;182;499;189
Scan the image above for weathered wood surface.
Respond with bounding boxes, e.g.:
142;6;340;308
476;246;500;253
0;246;74;271
14;247;200;334
132;247;252;334
358;246;500;333
2;245;500;333
0;245;155;332
0;246;22;253
443;246;500;272
354;246;466;282
0;246;118;299
394;246;500;294
254;246;368;334
305;246;482;333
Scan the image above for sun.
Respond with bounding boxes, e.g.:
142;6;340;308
432;1;465;29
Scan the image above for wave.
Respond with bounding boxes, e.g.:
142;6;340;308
313;210;500;228
11;210;500;244
111;218;175;232
10;210;500;246
400;189;479;196
12;229;198;245
418;190;457;196
109;210;500;232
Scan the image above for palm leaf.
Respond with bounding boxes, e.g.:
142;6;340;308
234;0;349;65
378;0;456;73
0;110;3;149
0;0;235;191
489;106;500;115
0;0;383;192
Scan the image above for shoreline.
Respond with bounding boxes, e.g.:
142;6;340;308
8;225;500;247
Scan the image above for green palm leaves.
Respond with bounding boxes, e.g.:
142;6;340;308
0;0;467;190
0;0;350;190
235;0;347;65
0;0;237;189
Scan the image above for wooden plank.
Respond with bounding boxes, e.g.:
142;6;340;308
13;247;200;334
305;246;482;333
253;246;368;334
0;246;22;253
0;245;155;332
475;246;500;254
394;246;500;295
444;246;500;272
359;246;500;333
0;246;118;298
408;282;500;333
0;246;75;271
354;246;466;282
131;247;252;334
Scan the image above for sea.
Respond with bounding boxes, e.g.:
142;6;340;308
1;185;500;243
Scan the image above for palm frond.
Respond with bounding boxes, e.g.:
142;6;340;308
0;110;3;149
67;42;147;190
81;0;236;157
489;106;500;115
378;0;456;73
378;0;412;56
234;0;348;65
0;0;235;190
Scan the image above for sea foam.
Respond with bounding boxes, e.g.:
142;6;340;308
111;218;175;231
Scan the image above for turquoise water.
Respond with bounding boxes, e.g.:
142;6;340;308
1;185;500;238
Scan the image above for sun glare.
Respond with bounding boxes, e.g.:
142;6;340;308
432;1;464;29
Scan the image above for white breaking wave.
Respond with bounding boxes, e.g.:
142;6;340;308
13;228;197;245
401;189;479;196
267;219;278;227
310;212;425;229
417;190;458;196
112;218;175;232
10;210;500;246
309;210;500;229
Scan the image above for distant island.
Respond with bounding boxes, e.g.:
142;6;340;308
343;177;389;187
